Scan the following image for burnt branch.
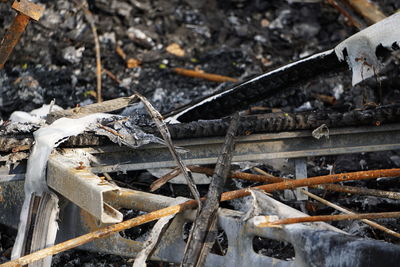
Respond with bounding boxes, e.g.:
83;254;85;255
181;113;240;267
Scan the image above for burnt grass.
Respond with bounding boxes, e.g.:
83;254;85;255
1;0;400;266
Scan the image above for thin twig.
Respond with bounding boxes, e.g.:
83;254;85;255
103;68;121;84
150;167;181;192
135;92;202;209
256;211;400;227
3;168;400;267
301;190;400;239
79;0;102;102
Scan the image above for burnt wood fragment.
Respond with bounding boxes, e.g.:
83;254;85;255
181;113;240;267
165;104;400;139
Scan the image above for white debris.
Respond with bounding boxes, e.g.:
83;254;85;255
312;124;329;140
12;114;112;261
9;104;63;124
62;46;85;64
335;13;400;85
295;101;312;112
333;84;344;100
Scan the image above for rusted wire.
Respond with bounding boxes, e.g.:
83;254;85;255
302;190;400;239
257;211;400;227
315;183;400;200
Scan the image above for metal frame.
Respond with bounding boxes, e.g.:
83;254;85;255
1;123;400;265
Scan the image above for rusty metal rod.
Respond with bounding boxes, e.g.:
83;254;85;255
315;183;400;200
0;14;30;69
254;167;400;201
3;168;400;267
257;211;400;227
221;169;400;201
0;0;45;69
173;68;238;83
301;190;400;239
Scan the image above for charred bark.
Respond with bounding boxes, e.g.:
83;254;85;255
165;104;400;139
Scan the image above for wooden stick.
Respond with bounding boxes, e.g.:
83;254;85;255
182;113;239;266
3;168;400;267
257;211;400;227
173;68;238;83
301;190;400;239
136;93;202;209
150;167;181;192
80;0;102;102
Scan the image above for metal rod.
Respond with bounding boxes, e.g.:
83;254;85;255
301;190;400;238
0;14;30;69
257;211;400;227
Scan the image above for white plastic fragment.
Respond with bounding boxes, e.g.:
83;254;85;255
335;12;400;85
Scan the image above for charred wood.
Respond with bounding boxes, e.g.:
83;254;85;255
182;113;239;267
0;105;400;152
165;104;400;139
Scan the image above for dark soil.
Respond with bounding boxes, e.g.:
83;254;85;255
1;0;400;266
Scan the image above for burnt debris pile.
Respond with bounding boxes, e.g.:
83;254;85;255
1;1;400;266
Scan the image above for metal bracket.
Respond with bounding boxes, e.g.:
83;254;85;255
47;152;123;224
